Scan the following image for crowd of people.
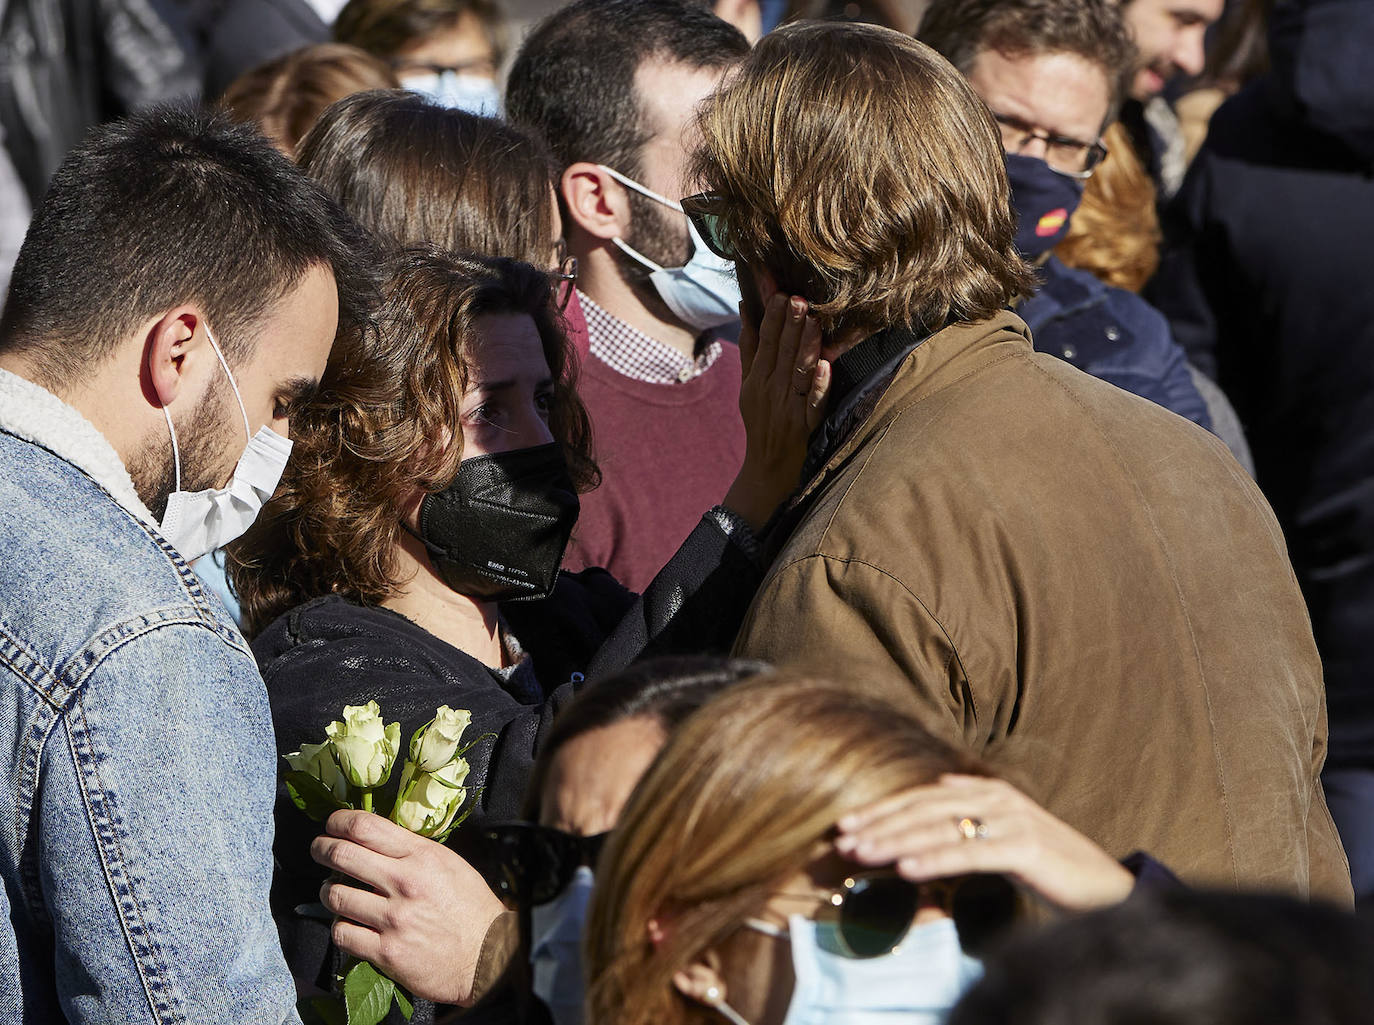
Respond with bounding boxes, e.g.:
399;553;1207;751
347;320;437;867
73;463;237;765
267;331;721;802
1;0;1372;1022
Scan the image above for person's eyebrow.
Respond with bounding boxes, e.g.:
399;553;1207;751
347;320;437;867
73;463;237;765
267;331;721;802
278;376;320;416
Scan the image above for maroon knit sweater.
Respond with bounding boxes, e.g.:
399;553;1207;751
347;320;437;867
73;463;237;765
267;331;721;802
563;344;746;592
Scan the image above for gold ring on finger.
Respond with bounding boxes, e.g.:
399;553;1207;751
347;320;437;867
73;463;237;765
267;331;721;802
955;816;989;841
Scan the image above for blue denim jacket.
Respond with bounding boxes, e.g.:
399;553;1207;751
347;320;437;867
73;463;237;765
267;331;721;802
0;370;299;1024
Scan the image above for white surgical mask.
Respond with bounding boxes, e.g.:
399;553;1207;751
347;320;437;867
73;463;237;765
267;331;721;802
530;865;595;1025
158;326;294;562
597;164;741;331
710;915;983;1025
402;70;503;118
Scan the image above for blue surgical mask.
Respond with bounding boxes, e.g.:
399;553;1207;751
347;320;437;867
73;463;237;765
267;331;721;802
401;70;503;118
1005;153;1085;259
597;164;741;331
711;915;983;1025
530;865;594;1025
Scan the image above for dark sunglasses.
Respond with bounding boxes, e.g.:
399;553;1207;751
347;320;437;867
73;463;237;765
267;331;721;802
774;871;1017;959
465;821;609;907
680;192;735;261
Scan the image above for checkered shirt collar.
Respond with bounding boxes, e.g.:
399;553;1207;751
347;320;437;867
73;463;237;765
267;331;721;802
579;291;723;384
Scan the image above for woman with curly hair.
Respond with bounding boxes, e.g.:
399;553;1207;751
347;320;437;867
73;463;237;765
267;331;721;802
228;243;826;1001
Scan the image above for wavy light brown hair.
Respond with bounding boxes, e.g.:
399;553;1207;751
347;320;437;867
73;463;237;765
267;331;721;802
1054;121;1160;292
297;89;558;268
219;44;400;157
691;21;1035;337
227;246;596;637
585;672;991;1025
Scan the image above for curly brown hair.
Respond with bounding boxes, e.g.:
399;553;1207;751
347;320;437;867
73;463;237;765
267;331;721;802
690;22;1035;337
227;246;597;637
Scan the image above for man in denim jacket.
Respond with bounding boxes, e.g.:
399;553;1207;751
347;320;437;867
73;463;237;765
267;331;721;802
0;106;374;1022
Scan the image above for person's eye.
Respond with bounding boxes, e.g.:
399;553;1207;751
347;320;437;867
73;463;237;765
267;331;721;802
273;399;290;420
536;390;555;419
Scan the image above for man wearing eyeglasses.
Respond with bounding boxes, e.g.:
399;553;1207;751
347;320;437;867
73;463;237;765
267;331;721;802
717;19;1351;902
919;0;1211;431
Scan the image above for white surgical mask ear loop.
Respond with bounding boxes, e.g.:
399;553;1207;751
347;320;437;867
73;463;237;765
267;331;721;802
202;324;253;443
595;164;685;213
705;986;752;1025
611;236;667;273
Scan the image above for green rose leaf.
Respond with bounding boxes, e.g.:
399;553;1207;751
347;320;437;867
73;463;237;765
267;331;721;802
344;960;395;1025
394;986;414;1020
284;770;353;822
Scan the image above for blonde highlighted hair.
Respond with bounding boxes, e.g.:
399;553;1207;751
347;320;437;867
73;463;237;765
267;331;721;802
1054;121;1161;293
691;22;1035;336
584;672;990;1025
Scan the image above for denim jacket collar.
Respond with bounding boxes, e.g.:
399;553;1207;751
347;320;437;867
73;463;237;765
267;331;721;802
0;368;155;525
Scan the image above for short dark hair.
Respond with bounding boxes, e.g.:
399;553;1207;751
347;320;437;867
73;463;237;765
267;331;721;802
521;656;769;819
918;0;1137;117
949;888;1374;1025
505;0;749;180
0;104;377;382
297;89;557;267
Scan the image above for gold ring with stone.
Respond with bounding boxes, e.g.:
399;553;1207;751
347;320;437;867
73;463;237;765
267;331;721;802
956;816;989;841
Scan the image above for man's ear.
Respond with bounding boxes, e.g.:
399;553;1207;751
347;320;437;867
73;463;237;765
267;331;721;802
144;307;206;409
561;162;630;242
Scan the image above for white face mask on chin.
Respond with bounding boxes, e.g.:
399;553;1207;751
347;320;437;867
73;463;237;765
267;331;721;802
157;326;293;563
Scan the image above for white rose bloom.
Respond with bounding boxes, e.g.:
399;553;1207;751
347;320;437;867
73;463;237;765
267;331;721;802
391;755;471;838
410;705;473;772
283;740;349;800
326;702;401;789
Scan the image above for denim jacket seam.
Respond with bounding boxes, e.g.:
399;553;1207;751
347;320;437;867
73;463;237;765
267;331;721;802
0;629;69;707
14;700;61;929
65;695;188;1024
58;607;251;690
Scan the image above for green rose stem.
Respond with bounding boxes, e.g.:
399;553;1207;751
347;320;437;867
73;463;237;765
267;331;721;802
361;789;374;813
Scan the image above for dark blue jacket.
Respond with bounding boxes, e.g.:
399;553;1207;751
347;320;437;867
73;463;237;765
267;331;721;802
1149;0;1374;770
1019;256;1212;430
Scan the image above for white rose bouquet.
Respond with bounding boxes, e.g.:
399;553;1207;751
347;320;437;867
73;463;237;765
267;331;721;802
283;701;489;1025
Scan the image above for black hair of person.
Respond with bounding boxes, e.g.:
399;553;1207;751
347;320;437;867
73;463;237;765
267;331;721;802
521;656;769;819
505;0;749;183
0;103;378;384
949;888;1374;1025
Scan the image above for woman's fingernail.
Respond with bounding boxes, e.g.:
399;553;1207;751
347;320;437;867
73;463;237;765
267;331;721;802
790;298;805;320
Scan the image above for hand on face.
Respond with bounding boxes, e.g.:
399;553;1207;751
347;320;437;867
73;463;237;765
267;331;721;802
312;809;507;1005
722;293;832;532
834;774;1134;912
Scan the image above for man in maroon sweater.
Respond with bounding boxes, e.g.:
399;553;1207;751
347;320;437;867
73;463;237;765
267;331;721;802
507;0;751;592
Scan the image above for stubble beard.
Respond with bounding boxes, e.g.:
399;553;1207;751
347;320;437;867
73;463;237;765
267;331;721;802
128;383;237;522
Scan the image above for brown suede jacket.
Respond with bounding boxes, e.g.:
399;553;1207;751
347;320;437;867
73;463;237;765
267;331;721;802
734;310;1352;903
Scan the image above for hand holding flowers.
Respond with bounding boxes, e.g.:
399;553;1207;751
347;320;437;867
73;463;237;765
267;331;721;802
284;702;490;1025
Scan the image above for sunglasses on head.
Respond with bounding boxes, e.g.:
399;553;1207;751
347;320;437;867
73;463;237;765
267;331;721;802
465;821;609;907
761;870;1018;960
680;192;735;261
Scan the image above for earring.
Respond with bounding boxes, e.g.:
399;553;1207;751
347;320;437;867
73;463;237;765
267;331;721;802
706;987;722;1003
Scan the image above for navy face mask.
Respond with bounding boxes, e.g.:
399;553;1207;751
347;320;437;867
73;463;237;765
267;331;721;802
413;442;580;603
1005;153;1086;259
